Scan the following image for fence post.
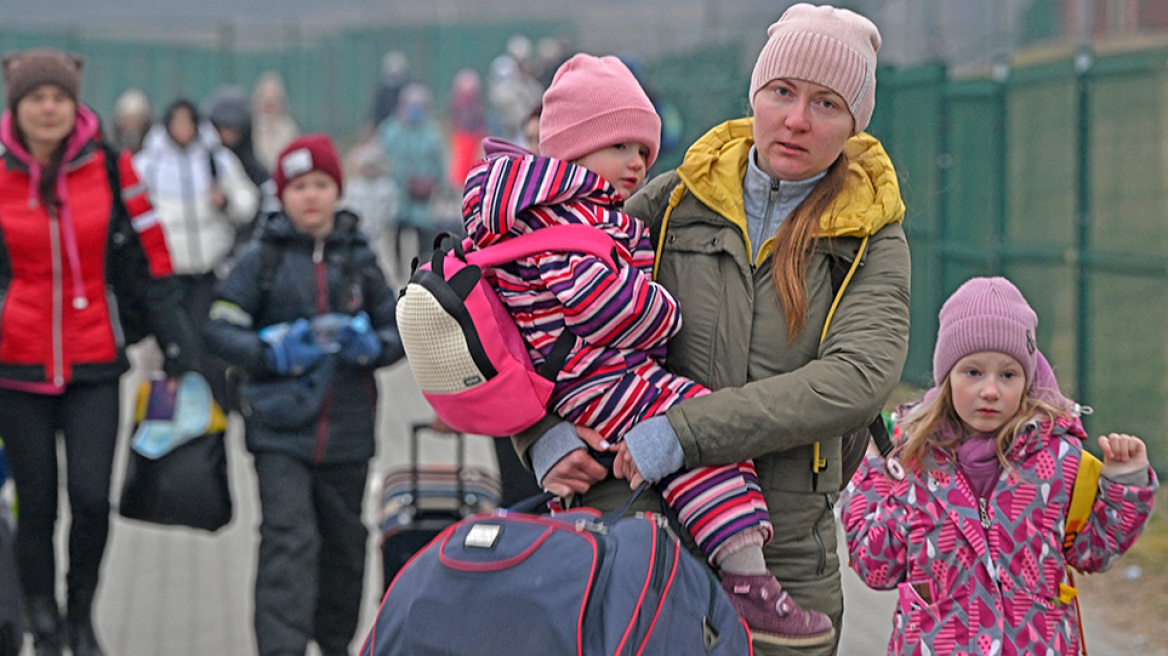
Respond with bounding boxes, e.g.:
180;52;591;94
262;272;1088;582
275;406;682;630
1073;47;1093;420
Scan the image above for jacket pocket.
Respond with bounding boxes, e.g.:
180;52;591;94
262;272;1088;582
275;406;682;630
655;226;741;383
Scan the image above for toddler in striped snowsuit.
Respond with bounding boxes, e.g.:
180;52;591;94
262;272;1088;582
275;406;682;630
461;53;834;647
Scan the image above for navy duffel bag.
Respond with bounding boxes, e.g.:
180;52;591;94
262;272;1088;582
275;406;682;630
360;488;751;655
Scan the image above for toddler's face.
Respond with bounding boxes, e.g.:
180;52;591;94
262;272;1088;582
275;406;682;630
948;351;1026;434
282;171;339;238
574;142;651;201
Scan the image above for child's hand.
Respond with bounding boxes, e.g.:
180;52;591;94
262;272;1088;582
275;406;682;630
1098;433;1149;479
612;442;645;490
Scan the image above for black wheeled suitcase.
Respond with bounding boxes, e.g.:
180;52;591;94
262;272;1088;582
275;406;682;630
378;423;501;589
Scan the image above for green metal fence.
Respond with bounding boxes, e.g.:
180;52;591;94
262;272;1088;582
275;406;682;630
871;49;1168;472
1;24;1165;472
0;20;572;140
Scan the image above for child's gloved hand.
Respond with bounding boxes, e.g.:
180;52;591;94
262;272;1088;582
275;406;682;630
262;317;326;375
337;312;381;365
1099;433;1150;479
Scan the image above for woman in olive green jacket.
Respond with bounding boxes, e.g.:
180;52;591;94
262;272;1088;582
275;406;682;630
522;6;910;655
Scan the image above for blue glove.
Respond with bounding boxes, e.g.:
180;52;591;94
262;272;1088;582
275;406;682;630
336;312;382;365
262;317;326;375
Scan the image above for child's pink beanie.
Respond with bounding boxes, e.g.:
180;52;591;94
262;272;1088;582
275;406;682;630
933;277;1039;387
539;54;661;167
749;3;881;134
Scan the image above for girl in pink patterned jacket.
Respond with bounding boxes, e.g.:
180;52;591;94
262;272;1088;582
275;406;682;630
841;276;1157;656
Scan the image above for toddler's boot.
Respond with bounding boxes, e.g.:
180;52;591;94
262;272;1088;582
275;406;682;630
720;572;835;647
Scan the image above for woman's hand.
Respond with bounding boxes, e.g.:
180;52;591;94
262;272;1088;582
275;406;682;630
541;449;608;498
612;442;645;489
1099;433;1149;479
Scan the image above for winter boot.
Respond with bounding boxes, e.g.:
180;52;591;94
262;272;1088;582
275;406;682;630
66;591;105;656
720;572;835;647
24;596;63;656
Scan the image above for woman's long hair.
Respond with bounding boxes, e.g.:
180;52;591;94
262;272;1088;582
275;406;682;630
770;153;849;341
898;377;1069;474
13;123;69;211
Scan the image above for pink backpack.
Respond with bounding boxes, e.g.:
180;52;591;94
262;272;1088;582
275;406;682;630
396;225;616;436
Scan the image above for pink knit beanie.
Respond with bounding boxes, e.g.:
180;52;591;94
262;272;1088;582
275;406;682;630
933;277;1039;387
749;3;881;134
539;54;661;167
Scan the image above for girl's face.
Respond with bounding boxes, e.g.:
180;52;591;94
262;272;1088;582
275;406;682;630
167;107;197;147
282;171;339;238
574;142;650;201
16;84;76;155
949;351;1027;434
751;78;854;181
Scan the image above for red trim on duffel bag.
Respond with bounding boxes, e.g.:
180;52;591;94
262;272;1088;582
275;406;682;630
361;519;465;654
635;543;680;656
613;516;658;654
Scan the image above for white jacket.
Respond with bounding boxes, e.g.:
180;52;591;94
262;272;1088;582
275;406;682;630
134;122;259;274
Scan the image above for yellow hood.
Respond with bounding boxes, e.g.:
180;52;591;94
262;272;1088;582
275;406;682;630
675;117;905;243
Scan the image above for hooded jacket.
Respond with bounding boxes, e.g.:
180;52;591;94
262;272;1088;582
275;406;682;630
842;414;1157;655
463;151;686;432
0;104;194;386
203;211;404;463
133;120;259;275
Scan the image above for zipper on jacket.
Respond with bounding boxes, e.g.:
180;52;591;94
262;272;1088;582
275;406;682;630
49;208;65;386
311;237;331;463
978;497;991;530
178;152;206;269
812;494;831;576
754;180;781;268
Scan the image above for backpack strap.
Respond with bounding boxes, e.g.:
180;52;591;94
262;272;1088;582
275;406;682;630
812;236;882;483
1063;450;1102;552
465;224;618;270
256;241;283;317
1060;449;1102;656
463;225;618;383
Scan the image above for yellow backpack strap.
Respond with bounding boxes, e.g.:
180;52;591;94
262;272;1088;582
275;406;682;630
1064;450;1102;551
811;236;869;476
1059;449;1101;654
650;182;688;281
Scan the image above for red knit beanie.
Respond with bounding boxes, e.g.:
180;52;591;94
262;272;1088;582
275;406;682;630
933;277;1039;388
2;48;84;108
274;134;343;199
749;3;881;134
539;54;661;167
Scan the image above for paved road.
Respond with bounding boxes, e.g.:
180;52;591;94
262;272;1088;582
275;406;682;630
13;341;1145;655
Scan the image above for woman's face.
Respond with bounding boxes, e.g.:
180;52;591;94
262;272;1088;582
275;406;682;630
751;78;855;181
16;85;76;154
167;107;197;147
282;171;339;238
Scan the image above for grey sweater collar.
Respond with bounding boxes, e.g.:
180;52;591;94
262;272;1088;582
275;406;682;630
743;146;826;260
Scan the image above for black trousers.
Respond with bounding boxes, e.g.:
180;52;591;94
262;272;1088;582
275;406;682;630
0;381;120;607
252;452;368;656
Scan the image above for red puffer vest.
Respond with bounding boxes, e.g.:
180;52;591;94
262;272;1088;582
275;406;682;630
0;105;174;386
